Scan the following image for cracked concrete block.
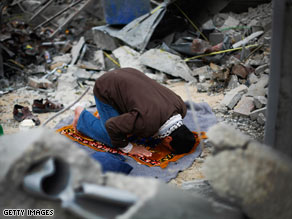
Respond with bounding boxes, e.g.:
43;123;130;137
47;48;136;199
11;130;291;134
140;49;196;82
254;96;267;109
250;107;267;121
220;85;248;109
113;46;146;72
204;126;292;219
227;75;240;90
105;172;244;219
247;74;269;97
207;123;250;149
234;96;255;116
0;128;103;219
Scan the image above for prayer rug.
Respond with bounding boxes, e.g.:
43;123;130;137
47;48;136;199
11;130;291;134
57;121;206;169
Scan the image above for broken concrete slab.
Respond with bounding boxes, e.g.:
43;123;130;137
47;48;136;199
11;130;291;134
221;85;248;109
204;124;292;219
191;66;213;79
94;50;105;70
197;82;212;92
227;75;240;90
255;64;269;75
206;123;250;150
246;74;269;97
113;46;146;72
28;77;53;89
92;28;119;51
106;173;244;219
250;107;266;121
232;31;264;48
254;96;267;109
0;128;103;219
247;72;259;84
70;36;85;65
140;49;196;82
234;96;255;116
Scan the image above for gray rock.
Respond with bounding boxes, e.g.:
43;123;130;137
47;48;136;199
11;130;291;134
70;37;85;65
113;46;146;72
247;74;269;97
92;28;119;51
227;75;240;90
250;107;267;121
204;125;292;219
221;85;248;109
93;50;105;70
0;128;103;219
192;66;213;80
234;96;255;116
209;32;224;46
254;96;267;109
140;49;196;82
247;73;259;84
197;82;212;92
255;64;269;75
257;113;266;125
206;123;250;149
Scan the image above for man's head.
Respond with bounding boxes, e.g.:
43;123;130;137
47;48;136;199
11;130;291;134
162;125;196;154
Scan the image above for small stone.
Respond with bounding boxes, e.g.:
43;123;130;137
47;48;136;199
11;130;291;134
257;113;266;125
234;96;255;116
227;75;240;90
232;64;249;79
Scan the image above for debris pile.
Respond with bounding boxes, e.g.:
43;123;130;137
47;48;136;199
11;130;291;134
0;1;272;140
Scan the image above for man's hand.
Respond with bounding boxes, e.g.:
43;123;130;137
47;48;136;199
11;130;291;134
129;145;152;157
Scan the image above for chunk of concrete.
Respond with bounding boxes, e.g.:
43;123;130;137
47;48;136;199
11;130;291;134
204;124;292;219
234;96;255;116
257;113;266;125
255;64;269;75
227;75;240;90
113;46;146;72
140;49;196;82
70;37;85;65
254;96;267;109
0;128;103;219
247;73;259;84
192;66;213;80
92;28;119;51
28;77;53;89
145;72;167;84
197;82;212;92
206;123;250;150
250;107;267;121
247;74;269;97
221;85;248;109
93;50;105;70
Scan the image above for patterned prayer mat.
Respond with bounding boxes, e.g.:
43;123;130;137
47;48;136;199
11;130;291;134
57;124;206;169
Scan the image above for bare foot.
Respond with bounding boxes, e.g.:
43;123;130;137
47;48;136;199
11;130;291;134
72;106;84;131
129;145;152;157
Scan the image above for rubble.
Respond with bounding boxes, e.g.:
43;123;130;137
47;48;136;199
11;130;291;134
233;96;255;116
204;124;292;219
220;85;248;109
140;49;195;82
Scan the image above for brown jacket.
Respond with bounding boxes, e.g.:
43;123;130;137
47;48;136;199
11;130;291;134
93;68;186;148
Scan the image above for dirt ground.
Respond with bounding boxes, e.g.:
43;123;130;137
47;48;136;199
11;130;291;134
0;81;223;186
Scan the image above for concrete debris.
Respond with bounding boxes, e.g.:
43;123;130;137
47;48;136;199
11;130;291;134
221;85;248;109
250;107;266;121
140;49;195;82
93;50;105;70
92;28;120;51
70;37;85;66
231;64;249;79
210;63;230;81
209;32;225;46
232;31;264;48
247;73;259;84
145;72;167;84
227;75;240;90
113;46;146;72
257;112;266;125
255;64;269;75
191;66;213;79
28;77;53;89
246;74;269;97
254;96;267;109
19;119;35;131
204;124;292;219
233;96;255;116
197;82;212;93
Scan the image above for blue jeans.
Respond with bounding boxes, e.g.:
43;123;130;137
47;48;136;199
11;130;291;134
77;96;120;147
